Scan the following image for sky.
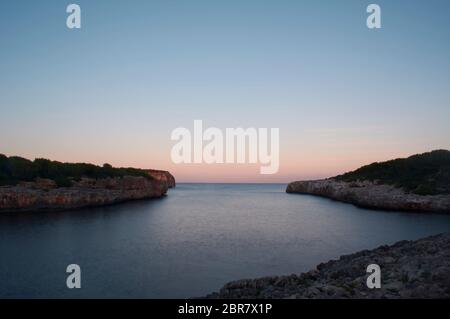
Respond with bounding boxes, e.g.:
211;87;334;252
1;0;449;182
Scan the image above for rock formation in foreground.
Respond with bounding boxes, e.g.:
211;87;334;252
286;150;450;212
205;233;450;299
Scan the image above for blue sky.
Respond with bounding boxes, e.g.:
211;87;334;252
1;0;449;182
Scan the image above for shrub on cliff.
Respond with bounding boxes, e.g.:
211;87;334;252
335;150;450;195
0;154;151;187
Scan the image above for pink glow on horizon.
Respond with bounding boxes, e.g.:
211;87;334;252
2;146;440;183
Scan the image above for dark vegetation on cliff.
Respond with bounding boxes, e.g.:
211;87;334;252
0;154;151;187
335;150;450;195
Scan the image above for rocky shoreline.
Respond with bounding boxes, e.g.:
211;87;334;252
145;169;176;188
0;172;173;213
205;232;450;299
286;179;450;213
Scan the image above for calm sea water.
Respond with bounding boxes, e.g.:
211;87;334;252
1;183;450;298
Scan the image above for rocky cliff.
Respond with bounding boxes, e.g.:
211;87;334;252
145;169;176;188
286;179;450;212
0;176;169;213
205;232;450;299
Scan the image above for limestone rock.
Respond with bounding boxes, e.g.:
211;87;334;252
0;175;169;213
286;179;450;212
145;169;176;188
204;233;450;299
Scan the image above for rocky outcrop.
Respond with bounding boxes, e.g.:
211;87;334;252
286;179;450;212
145;169;176;188
0;176;169;213
205;233;450;299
